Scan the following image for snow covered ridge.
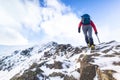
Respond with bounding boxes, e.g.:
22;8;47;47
0;40;120;80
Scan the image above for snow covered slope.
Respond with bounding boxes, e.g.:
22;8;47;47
0;41;120;80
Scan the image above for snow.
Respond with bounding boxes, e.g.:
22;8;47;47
71;71;80;80
0;41;120;80
0;45;32;57
49;77;63;80
113;73;120;80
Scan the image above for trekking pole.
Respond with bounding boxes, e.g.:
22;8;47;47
96;34;101;44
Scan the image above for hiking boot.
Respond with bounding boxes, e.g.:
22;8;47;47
91;45;95;50
87;43;90;48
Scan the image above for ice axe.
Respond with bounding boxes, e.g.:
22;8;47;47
96;34;101;44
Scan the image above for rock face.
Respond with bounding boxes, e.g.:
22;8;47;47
0;41;120;80
79;54;117;80
80;55;97;80
96;69;116;80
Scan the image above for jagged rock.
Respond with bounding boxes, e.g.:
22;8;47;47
106;40;116;44
0;56;15;71
89;53;101;57
75;68;80;73
81;46;87;50
11;67;43;80
102;47;113;53
46;61;63;69
37;61;48;67
54;61;63;69
80;55;98;80
96;69;116;80
29;63;38;69
56;44;68;52
44;51;53;57
10;62;44;80
113;52;120;55
113;61;120;66
49;72;77;80
103;54;115;57
11;70;39;80
99;45;109;50
46;63;54;69
64;75;77;80
73;47;82;54
29;63;44;73
80;63;97;80
79;53;118;80
13;50;19;54
115;45;120;49
81;55;95;63
20;47;33;56
1;41;120;80
49;72;65;78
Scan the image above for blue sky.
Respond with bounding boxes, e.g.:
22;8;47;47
0;0;120;46
61;0;120;23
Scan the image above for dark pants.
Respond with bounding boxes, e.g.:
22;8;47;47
82;25;94;46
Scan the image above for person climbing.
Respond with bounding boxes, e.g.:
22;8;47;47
78;14;98;49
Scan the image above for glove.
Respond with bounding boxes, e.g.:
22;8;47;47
95;32;98;35
78;28;80;33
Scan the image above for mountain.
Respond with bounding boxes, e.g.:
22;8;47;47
0;41;120;80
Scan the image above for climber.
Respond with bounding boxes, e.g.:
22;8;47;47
78;14;98;49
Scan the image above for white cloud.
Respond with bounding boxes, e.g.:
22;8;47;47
38;0;84;46
1;0;119;46
0;0;87;46
0;26;28;45
0;0;42;45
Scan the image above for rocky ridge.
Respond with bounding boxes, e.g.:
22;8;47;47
0;41;120;80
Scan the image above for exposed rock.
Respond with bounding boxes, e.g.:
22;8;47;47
80;64;96;80
46;61;63;69
37;61;48;67
44;51;53;57
96;69;116;80
10;62;44;80
1;41;120;80
102;47;113;53
80;53;117;80
98;45;109;50
89;53;101;57
29;63;38;69
46;63;54;69
64;75;77;80
80;46;88;50
49;72;77;80
10;70;39;80
113;61;120;66
49;72;64;78
113;52;120;55
0;56;15;71
80;55;98;80
106;40;116;44
56;44;70;52
20;47;33;56
13;50;19;54
73;47;82;54
81;55;95;63
76;68;80;73
115;45;120;49
79;54;85;58
103;54;115;57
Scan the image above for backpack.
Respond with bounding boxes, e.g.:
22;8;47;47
81;14;91;25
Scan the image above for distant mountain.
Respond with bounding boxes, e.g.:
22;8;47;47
0;41;120;80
